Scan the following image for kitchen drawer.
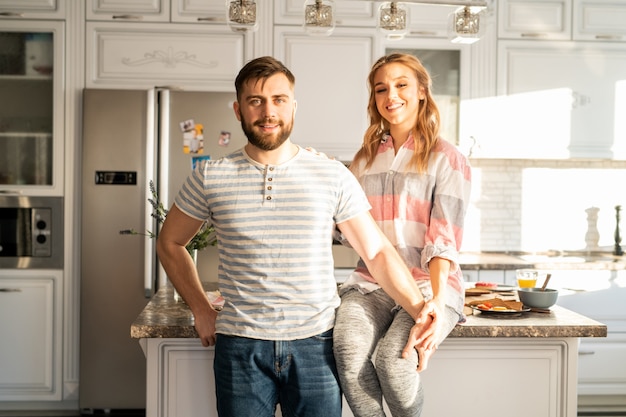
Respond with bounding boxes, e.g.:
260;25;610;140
85;22;252;90
578;333;626;396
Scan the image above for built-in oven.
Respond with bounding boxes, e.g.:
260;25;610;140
0;195;63;269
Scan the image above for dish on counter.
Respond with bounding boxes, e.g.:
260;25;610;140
489;284;517;292
470;305;530;316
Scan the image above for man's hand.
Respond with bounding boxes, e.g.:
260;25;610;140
193;306;219;347
402;300;444;372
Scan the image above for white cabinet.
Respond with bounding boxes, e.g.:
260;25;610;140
498;0;572;40
86;0;227;24
0;0;65;19
85;21;252;90
86;0;170;22
573;0;626;42
141;337;579;417
273;26;380;160
170;0;226;24
548;270;626;411
0;19;65;195
464;40;626;159
499;0;626;42
0;270;62;401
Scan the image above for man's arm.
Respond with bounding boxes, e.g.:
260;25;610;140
156;204;218;346
336;211;425;319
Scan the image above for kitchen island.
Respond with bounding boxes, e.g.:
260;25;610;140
131;283;606;417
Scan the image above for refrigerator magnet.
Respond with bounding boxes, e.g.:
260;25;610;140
192;155;211;170
219;131;231;147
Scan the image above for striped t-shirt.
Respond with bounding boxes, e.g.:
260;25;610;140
174;146;371;340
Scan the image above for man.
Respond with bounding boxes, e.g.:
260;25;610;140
156;56;434;417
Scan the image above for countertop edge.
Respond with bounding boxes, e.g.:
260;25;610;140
131;285;608;340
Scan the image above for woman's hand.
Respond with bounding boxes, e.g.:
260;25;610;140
402;299;445;372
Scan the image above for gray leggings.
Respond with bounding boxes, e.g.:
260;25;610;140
333;288;460;417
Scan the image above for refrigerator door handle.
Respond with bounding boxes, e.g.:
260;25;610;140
144;89;157;298
156;88;171;291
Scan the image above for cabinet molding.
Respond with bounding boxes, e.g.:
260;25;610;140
86;22;252;90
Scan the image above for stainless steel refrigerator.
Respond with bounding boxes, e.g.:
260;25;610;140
80;88;246;412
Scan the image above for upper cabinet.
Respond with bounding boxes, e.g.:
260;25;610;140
462;40;626;159
0;20;65;194
84;0;253;90
499;0;626;41
498;0;573;40
573;0;626;42
0;0;65;19
85;0;226;24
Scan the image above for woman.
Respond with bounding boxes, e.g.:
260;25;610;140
333;53;472;417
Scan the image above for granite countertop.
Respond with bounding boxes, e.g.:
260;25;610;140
458;251;626;271
131;283;607;340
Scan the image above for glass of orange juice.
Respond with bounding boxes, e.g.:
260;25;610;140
516;269;539;288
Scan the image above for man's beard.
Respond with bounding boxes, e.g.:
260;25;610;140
240;114;293;151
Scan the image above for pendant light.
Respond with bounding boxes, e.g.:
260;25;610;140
378;2;409;40
227;0;258;32
304;0;336;36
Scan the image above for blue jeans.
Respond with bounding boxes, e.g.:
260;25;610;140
214;329;342;417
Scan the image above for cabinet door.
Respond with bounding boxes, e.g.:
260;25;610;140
85;0;170;22
421;338;576;417
498;0;572;40
0;20;65;195
171;0;226;24
0;271;62;401
494;40;626;159
406;3;459;38
573;0;626;42
578;333;626;397
86;21;252;90
0;0;65;19
274;27;380;160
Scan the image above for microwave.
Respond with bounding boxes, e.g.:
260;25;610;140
0;195;63;269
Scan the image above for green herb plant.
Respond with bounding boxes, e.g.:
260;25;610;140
119;180;216;253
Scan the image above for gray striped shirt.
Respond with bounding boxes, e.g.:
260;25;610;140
174;146;370;340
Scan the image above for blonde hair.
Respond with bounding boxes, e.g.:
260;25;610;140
351;53;441;174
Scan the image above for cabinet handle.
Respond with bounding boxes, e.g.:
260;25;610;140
410;31;438;36
112;14;143;20
595;34;623;40
0;288;22;292
197;16;225;22
520;33;548;38
0;12;24;17
578;350;595;355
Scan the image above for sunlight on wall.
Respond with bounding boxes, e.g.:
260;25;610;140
459;88;572;159
521;169;626;251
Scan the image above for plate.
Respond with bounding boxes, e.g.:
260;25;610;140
489;285;517;292
470;305;530;316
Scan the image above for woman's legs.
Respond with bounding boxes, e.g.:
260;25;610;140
375;306;460;417
334;288;395;417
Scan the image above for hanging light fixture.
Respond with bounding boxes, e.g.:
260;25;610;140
303;0;335;36
448;5;483;44
378;2;409;40
227;0;258;32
